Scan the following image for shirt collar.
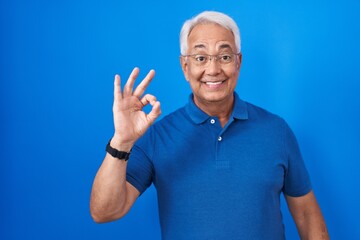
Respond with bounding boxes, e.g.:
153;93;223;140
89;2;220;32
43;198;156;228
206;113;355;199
185;92;248;124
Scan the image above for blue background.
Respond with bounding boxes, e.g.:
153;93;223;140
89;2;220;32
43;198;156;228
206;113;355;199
1;0;359;239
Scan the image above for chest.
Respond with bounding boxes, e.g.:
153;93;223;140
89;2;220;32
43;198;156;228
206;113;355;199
152;120;287;195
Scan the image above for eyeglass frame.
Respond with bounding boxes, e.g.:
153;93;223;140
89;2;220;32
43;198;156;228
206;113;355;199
181;52;241;67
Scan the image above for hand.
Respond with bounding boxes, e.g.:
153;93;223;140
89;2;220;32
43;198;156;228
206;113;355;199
111;67;161;150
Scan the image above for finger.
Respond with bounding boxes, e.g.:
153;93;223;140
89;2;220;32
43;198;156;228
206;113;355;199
133;69;155;98
114;74;122;100
123;67;140;96
140;94;157;107
147;101;161;125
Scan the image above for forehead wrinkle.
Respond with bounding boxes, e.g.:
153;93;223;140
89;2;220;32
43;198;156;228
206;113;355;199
189;39;235;55
192;42;234;53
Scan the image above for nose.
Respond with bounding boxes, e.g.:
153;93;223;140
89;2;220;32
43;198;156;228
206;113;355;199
205;56;221;75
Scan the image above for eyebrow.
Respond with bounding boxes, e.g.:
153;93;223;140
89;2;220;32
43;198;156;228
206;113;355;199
193;44;206;50
192;43;233;51
218;43;232;50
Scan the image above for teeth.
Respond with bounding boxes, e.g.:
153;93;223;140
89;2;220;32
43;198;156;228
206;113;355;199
206;81;222;85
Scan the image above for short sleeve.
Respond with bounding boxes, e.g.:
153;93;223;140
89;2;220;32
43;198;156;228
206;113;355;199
282;123;312;197
126;128;155;195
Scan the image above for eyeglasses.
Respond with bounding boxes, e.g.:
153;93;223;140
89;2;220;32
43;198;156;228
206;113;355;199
182;53;240;67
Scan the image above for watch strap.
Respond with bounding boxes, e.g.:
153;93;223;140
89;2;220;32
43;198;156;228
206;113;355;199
106;140;131;161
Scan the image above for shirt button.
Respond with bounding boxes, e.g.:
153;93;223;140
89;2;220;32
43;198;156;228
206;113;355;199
210;119;215;124
218;136;222;141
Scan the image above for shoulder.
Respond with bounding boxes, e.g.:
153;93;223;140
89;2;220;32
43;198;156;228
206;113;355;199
241;101;299;148
137;106;188;143
244;102;301;150
152;106;189;130
134;106;189;152
245;101;288;128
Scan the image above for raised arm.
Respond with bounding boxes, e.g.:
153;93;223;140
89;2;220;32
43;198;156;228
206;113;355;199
285;191;329;239
90;67;161;223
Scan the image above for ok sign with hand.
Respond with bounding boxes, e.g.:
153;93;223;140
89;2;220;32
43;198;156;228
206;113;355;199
111;67;161;151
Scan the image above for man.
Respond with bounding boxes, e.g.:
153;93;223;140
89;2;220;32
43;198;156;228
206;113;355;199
90;11;329;239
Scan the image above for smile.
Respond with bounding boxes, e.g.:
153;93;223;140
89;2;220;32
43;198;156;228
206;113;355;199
202;80;226;88
205;81;223;86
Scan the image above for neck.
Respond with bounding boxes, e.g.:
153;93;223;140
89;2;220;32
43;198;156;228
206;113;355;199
194;94;234;127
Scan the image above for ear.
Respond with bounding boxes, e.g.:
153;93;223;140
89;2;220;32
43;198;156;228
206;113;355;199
180;56;189;81
236;53;242;70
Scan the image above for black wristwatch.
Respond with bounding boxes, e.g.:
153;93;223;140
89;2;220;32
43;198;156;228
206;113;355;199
106;140;131;161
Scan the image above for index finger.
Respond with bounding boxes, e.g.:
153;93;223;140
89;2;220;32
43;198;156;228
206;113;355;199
133;69;155;98
114;74;122;100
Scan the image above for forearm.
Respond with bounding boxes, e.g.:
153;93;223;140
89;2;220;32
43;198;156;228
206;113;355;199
286;191;329;240
296;208;329;240
90;153;129;222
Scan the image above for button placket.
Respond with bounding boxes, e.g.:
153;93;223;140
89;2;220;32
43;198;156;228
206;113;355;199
215;135;228;169
215;120;233;170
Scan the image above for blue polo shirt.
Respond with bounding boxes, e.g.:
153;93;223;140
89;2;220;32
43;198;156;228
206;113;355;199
126;92;311;240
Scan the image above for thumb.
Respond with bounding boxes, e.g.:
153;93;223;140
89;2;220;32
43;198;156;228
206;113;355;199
147;101;161;124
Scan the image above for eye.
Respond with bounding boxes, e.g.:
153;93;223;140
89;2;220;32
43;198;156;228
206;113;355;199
220;54;233;62
194;55;207;62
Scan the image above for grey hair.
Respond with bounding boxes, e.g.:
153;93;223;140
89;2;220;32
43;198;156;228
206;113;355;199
180;11;241;55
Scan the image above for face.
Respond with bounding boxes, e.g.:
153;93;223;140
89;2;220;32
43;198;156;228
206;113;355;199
180;23;242;109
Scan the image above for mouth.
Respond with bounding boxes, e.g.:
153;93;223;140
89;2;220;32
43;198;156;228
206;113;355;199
202;80;226;88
